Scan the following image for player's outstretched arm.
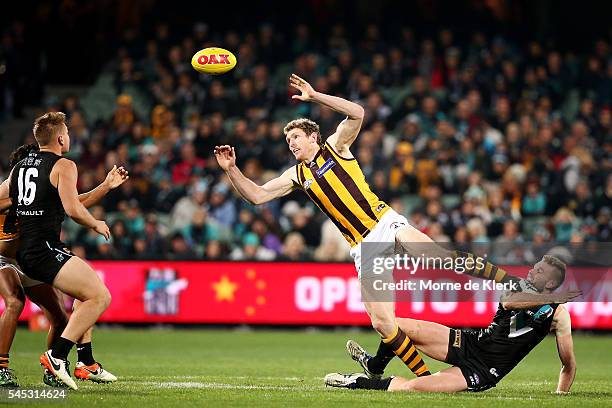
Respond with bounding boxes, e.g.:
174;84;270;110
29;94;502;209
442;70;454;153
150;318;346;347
500;290;582;310
79;165;129;208
551;306;576;393
289;74;364;154
55;159;110;240
214;145;296;205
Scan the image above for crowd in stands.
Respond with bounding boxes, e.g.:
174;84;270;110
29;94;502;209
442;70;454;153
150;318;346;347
1;21;611;262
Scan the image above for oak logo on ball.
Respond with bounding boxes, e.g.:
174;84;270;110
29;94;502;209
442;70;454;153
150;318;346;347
191;47;237;75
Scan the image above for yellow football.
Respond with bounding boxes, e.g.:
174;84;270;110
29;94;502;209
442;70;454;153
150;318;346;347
191;47;237;75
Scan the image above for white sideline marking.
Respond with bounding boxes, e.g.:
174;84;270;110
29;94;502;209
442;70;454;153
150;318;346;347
127;375;313;381
133;376;556;399
139;382;552;399
141;381;298;390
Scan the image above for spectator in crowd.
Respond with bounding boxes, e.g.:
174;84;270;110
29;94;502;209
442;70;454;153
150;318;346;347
168;233;198;260
230;233;275;261
142;214;167;258
314;219;352;262
110;220;133;257
171;179;208;231
208;182;236;228
522;181;547;216
172;142;206;186
278;233;310;261
492;219;525;264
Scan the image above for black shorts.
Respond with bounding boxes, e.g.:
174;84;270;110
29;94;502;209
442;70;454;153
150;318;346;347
17;241;74;285
446;329;499;392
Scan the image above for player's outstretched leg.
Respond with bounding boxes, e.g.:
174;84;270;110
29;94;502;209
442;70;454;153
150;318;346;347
453;250;520;284
325;366;467;392
394;224;521;285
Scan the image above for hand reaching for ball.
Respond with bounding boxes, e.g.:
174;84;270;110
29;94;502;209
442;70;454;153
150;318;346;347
290;73;317;102
214;145;236;171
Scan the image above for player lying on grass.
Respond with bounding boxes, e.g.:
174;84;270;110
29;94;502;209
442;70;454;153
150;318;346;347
325;255;579;393
0;143;125;387
216;74;524;380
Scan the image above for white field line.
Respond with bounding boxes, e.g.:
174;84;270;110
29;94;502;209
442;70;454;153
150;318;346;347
126;376;554;386
125;375;315;381
139;381;299;390
136;380;553;400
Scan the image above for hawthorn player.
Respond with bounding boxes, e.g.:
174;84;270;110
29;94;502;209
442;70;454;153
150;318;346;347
216;74;526;379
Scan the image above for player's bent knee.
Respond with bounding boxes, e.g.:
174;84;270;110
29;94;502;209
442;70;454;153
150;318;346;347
84;285;111;311
93;286;112;311
371;316;396;337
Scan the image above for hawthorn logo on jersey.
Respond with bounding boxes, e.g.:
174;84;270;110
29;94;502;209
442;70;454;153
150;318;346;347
303;179;314;190
316;158;336;178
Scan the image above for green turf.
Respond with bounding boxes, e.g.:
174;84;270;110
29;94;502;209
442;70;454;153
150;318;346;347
3;328;611;407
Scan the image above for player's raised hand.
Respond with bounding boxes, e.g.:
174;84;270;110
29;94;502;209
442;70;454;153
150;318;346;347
104;165;130;189
214;145;236;171
290;73;316;101
93;220;111;241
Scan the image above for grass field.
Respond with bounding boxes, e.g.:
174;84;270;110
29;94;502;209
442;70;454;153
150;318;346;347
4;328;612;407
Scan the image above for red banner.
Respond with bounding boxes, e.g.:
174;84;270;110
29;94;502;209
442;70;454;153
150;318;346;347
3;261;611;329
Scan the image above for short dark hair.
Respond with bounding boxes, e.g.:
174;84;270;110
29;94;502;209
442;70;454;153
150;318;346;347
283;118;321;145
33;112;67;146
542;255;566;290
9;144;39;168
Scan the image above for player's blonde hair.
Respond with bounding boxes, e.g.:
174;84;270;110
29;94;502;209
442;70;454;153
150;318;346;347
283;118;321;145
542;254;566;290
33;112;67;146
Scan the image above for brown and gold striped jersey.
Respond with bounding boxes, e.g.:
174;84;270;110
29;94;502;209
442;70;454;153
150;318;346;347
294;142;390;246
